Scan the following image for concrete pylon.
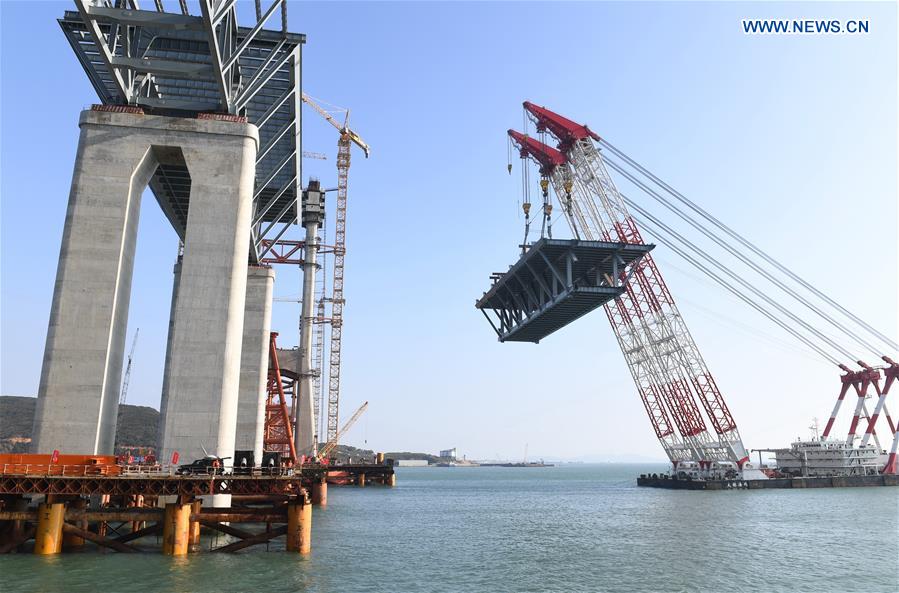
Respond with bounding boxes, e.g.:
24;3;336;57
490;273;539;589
235;265;276;464
32;109;258;458
156;126;258;466
156;259;182;459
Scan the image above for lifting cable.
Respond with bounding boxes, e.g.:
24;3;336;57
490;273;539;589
630;211;844;367
603;156;886;360
624;196;859;364
600;138;898;354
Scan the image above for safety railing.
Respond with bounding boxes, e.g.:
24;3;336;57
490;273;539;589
1;463;309;478
0;463;123;477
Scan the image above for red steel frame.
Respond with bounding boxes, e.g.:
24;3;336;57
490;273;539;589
263;332;298;465
880;358;899;473
259;240;336;265
823;357;899;474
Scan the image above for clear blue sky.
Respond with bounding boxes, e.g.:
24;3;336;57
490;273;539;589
2;2;896;461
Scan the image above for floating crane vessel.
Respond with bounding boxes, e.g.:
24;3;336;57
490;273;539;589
479;102;898;488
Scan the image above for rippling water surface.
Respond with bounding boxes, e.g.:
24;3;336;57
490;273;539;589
4;464;898;592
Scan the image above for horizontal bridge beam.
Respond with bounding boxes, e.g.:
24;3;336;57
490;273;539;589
84;5;205;30
109;56;216;79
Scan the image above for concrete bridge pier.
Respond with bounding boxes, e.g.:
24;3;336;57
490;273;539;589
32;109;259;464
235;265;276;465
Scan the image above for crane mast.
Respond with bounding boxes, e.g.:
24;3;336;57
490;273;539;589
510;103;749;466
300;92;369;446
326;134;350;443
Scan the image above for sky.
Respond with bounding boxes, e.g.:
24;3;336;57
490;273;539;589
1;1;897;462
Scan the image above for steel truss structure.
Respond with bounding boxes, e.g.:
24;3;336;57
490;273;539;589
258;239;337;265
505;103;751;466
59;0;305;262
264;332;298;464
476;238;652;343
0;474;307;497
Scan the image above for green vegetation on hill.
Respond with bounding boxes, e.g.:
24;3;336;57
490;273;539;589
384;451;441;464
1;395;160;454
113;404;160;448
0;396;35;440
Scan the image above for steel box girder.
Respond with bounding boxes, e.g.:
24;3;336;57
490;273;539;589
476;238;653;343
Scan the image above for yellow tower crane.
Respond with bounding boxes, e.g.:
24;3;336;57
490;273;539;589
301;93;370;449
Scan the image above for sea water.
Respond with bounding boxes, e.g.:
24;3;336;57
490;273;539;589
3;464;897;592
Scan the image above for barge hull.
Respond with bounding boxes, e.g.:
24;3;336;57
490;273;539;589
637;474;899;490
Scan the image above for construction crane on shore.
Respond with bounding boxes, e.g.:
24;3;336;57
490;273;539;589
119;329;139;404
502;102;898;475
302;93;370;446
318;401;369;460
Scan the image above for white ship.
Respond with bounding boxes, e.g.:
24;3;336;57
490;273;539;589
773;439;885;477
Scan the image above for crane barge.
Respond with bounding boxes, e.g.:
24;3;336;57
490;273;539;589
478;102;898;487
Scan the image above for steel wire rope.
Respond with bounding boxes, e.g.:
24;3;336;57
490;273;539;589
672;292;833;365
603;155;886;359
625;198;858;363
600;138;898;353
654;255;834;363
631;213;843;366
